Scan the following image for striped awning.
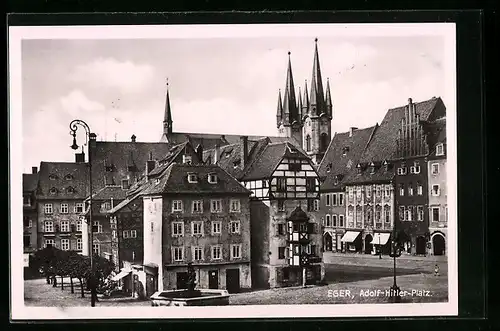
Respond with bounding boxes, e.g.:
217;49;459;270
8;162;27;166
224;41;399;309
340;231;361;243
371;233;391;245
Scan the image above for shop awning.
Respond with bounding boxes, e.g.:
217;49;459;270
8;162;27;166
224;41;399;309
111;268;131;281
371;233;391;245
340;231;361;243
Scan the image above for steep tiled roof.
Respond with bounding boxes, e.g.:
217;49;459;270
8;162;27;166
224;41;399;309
23;173;39;192
426;117;447;157
360;97;445;163
148;141;201;178
88;186;128;201
318;125;377;181
107;192;142;214
141;164;250;196
91;141;172;191
343;162;395;185
37;162;89;200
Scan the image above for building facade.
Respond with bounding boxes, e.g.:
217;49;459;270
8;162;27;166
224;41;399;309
140;164;252;296
23;167;39;255
36;161;88;253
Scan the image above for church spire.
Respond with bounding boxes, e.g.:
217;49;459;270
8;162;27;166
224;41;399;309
325;77;332;118
309;38;325;115
297;86;303;120
282;51;297;125
302;80;309;114
276;89;283;128
163;78;173;134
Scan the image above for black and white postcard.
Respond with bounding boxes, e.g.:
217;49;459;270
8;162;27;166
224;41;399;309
9;22;457;319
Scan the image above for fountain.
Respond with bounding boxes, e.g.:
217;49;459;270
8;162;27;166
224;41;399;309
150;263;230;306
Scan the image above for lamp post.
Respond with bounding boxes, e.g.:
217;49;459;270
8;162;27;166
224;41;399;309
69;119;96;307
379;235;382;259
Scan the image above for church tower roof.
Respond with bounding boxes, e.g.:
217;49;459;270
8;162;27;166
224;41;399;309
163;79;173;134
309;38;325;113
325;78;332;106
297;86;303;120
302;80;309;112
276;89;283;128
282;51;298;126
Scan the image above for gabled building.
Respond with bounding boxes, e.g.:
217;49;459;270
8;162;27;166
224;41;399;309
35;160;88;253
139;163;252;297
317;126;377;253
426;117;447;256
204;136;324;288
23;166;39;255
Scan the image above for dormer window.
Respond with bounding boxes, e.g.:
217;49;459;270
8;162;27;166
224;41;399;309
121;179;130;190
208;173;218;184
326;163;332;172
155;178;161;185
369;162;376;174
410;162;421;174
187;173;198;183
436;143;445;156
342;147;350;156
105;164;114;172
383;160;390;171
127;165;137;172
49;187;58;195
183;155;192;165
48;174;58;180
64;174;73;180
356;163;362;174
397;167;407;175
66;186;75;194
233;159;241;169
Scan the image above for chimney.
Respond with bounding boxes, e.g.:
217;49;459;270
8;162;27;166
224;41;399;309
240;136;249;169
349;127;358;137
146;160;156;176
32;167;38;174
89;133;97;151
75;152;85;163
408;97;413;104
214;144;220;164
131;134;137;142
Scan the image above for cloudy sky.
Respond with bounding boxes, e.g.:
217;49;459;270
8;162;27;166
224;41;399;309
19;24;451;172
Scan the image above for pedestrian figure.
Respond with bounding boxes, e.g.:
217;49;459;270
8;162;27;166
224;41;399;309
434;264;440;276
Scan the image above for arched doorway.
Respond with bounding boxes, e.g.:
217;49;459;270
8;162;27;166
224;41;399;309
323;232;333;252
364;234;373;254
416;236;426;255
432;234;446;256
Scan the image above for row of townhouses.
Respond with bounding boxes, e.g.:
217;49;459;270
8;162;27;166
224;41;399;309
22;39;448;298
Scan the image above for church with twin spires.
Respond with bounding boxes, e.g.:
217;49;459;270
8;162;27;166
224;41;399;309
160;38;333;165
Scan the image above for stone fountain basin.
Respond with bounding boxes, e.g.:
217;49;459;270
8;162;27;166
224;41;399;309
150;289;230;306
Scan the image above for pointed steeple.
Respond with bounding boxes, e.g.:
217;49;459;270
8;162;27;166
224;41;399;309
302;80;309;114
163;78;173;134
276;89;283;128
297;86;303;120
309;38;325;115
325;77;332;118
282;51;297;125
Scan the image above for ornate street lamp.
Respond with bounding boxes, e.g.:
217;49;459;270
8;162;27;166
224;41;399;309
69;119;97;307
389;232;402;303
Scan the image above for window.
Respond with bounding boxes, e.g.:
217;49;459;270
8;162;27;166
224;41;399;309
23;195;31;206
230;220;241;234
28;219;33;228
277;200;285;212
306;178;316;191
399;206;405;221
131;230;137;238
399;184;405;196
231;244;242;259
45;239;55;248
411;163;421;174
356;187;362;199
406;206;413;221
93;243;100;255
172;247;184;261
192;200;203;213
408;184;414;196
123;230;130;239
376;186;381;197
230;199;241;212
397;167;407;175
211;245;222;260
76;239;82;251
61;239;70;251
262;180;268;188
417;206;424;221
112;230;117;239
339;215;345;227
210;199;222;213
432;184;440;196
332;215;338;227
172;200;183;212
436;143;444;156
24;235;30;248
325;214;332;227
376;210;381;223
431;163;440;175
278;247;286;259
183;155;192;164
44;204;53;214
326;194;331;206
349;188;354;199
276;178;286;192
306;135;311;152
307;199;319;211
432;207;440;222
60;220;70;232
193;246;203;261
44;221;54;232
187;173;198;183
311;245;317;256
385;186;391;197
60;203;69;214
417;182;423;195
289;163;301;172
93;221;102;233
332;194;337;206
192;221;204;236
339;193;344;206
278;223;286;235
172;222;184;237
384;206;391;223
208;173;218;184
74;203;84;213
212;221;221;235
76;220;82;232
